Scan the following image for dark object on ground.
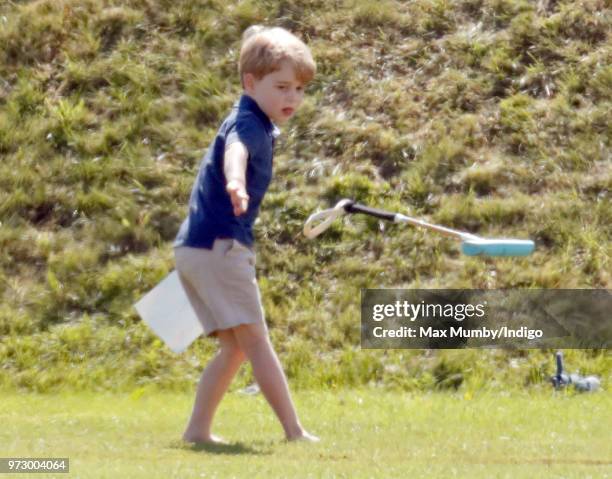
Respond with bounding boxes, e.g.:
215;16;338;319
551;351;601;392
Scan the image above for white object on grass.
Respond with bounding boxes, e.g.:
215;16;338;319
134;270;203;353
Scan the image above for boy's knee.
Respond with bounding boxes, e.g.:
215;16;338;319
217;329;247;364
219;343;247;365
232;323;270;355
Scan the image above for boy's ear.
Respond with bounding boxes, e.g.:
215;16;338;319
243;73;255;92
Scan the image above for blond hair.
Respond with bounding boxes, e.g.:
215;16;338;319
239;26;316;87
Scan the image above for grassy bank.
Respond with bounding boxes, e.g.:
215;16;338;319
0;0;610;391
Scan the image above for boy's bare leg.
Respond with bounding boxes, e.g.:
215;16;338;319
231;323;320;442
182;329;246;444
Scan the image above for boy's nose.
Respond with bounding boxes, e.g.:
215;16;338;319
287;89;301;105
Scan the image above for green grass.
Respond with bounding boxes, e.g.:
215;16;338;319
1;389;610;478
1;4;608;476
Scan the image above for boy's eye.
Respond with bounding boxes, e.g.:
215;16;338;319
276;84;304;93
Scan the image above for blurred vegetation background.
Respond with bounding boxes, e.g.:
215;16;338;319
0;0;609;393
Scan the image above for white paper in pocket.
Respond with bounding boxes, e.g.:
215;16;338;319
134;270;203;353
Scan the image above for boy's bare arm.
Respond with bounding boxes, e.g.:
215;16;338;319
224;141;249;216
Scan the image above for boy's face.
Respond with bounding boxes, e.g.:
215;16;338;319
244;60;305;125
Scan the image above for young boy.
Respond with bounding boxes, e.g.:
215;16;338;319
172;25;319;443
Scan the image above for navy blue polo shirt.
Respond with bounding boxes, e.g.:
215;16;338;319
173;94;280;249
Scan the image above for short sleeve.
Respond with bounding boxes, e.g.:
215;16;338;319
225;112;265;160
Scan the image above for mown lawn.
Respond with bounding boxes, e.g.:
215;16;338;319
1;388;610;478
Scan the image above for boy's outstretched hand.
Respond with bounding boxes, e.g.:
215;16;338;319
226;180;249;216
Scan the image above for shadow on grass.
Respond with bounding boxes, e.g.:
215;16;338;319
168;439;274;456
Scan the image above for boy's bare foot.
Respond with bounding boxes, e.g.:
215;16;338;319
182;432;228;445
286;430;320;442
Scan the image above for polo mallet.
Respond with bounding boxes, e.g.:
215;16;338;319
303;199;535;257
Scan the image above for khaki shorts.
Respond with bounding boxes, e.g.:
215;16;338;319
173;239;267;338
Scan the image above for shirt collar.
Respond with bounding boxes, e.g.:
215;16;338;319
238;94;280;138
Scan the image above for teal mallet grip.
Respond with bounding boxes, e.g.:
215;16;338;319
461;238;535;257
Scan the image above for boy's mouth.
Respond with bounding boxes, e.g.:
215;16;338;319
282;107;294;116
